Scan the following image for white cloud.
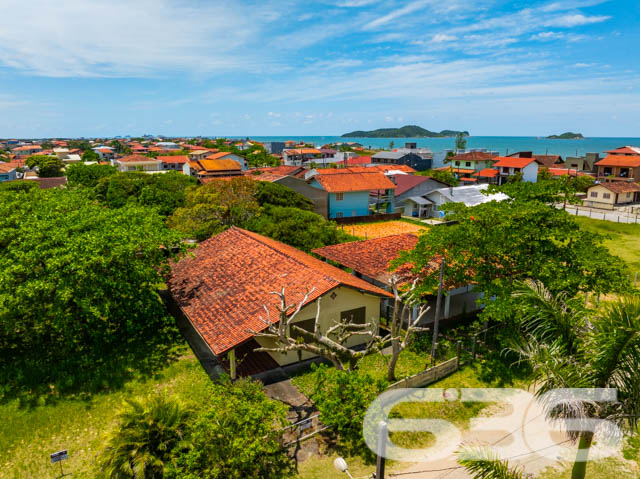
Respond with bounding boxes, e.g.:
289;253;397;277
432;33;458;43
363;0;434;30
544;13;610;27
530;31;565;41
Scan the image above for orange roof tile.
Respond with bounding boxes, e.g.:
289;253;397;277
605;146;640;155
492;157;537;168
595;154;640;168
450;151;496;161
199;158;242;171
474;168;499;178
314;171;396;193
0;163;16;173
205;151;238;160
158;155;189;164
168;227;391;355
117;154;160;163
313;234;418;284
591;182;640;194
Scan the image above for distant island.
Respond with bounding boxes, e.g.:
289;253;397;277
546;132;584;139
341;125;469;138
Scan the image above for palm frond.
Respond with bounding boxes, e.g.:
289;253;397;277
457;447;525;479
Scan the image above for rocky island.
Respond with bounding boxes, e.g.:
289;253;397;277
341;125;469;138
546;132;584;139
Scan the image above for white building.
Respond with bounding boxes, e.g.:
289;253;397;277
426;184;509;218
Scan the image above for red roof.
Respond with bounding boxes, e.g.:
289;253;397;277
493;157;537;168
450;151;496;162
335;156;372;166
117;154;160;163
313;171;396;193
12;145;42;152
158;155;189;164
97;148;113;154
168;227;391;355
605;146;640;155
0;163;16;173
591;182;640;194
547;168;587;177
313;234;418;284
474;168;499;178
595;155;640;168
391;174;431;196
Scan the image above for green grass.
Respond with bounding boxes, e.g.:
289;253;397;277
0;349;212;479
576;216;640;272
538;457;639;479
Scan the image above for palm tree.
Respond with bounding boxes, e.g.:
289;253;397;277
96;393;192;479
458;447;525;479
511;280;640;479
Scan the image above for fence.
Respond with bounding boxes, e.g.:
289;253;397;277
387;357;459;389
335;212;401;225
564;205;640;224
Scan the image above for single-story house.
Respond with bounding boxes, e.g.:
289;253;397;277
449;151;497;171
115;154;162;173
584;182;640;209
309;169;396;219
158;155;189;171
184;158;243;179
313;234;482;324
0;163;17;182
11;145;42;156
168;227;392;376
426;184;509;218
391;174;448;218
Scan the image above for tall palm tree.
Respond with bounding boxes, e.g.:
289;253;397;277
458;447;525;479
512;280;640;479
97;393;192;479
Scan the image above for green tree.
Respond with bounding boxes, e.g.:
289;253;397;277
415;168;459;186
511;281;640;479
507;171;523;183
310;364;387;459
25;155;65;177
443;151;455;164
66;163;117;188
0;188;185;395
389;140;395;150
97;394;192;479
167;177;260;240
254;181;314;210
0;180;39;192
455;132;467;151
246;205;350;252
169;379;291;479
82;148;101;162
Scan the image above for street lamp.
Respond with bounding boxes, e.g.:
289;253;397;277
334;457;355;479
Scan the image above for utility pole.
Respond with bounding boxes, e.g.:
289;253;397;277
376;421;388;479
430;259;445;367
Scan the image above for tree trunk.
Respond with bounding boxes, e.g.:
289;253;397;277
570;430;594;479
387;342;400;382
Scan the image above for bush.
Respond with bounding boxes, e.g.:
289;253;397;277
66;163;116;188
310;364;387;459
0;180;39;192
254;181;314;210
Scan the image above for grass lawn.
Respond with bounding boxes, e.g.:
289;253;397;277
342;220;427;239
575;216;640;272
0;348;212;479
538;457;639;479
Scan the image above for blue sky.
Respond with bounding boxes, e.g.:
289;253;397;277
0;0;638;138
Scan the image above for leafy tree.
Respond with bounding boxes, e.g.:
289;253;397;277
507;171;523;183
0;188;185;396
415;168;459;186
81;148;101;162
97;394;192;479
247;205;348;252
109;140;133;155
455;132;467;151
538;167;553;181
254;181;314;210
511;281;640;479
443;151;455;164
25;155;65;177
66;163;117;188
167;177;260;240
310;364;387;458
395;200;628;325
169;379;291;479
0;180;38;192
389;140;395;150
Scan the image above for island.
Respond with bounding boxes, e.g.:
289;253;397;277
341;125;469;138
546;132;584;139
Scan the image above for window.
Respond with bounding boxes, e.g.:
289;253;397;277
341;306;366;325
454;161;460;166
627;193;631;198
603;193;611;199
465;162;471;167
336;212;343;218
590;192;598;198
513;168;521;172
335;192;344;201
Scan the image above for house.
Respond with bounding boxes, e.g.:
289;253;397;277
168;227;391;376
184;158;243;179
334;156;372;167
473;168;500;184
371;151;432;171
390;174;449;218
309;169;396;219
313;234;483;324
188;149;218;161
594;147;640;183
204;151;247;170
426;184;509;218
115;154;162;173
492;156;539;184
264;142;286;154
158;155;189;171
282;148;322;166
564;153;599;173
54;148;82;164
155;141;181;150
533;154;563;168
0;163;17;182
395;142;434;160
584;182;640;209
12;145;42;156
94;148;116;161
449;151;497;171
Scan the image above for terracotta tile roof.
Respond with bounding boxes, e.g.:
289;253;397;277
547;168;587;177
313;234;418;284
534;154;563;168
12;145;42;151
314;171;396;193
117;154;160;163
0;163;16;173
460;177;477;182
474;168;499;178
391;174;431;196
450;151;496;161
373;164;416;174
205;151;238;160
199;158;242;171
595;154;640;168
493;157;537;168
335;156;372;166
168;227;391;355
158;155;189;164
284;148;321;155
606;146;640;155
97;148;113;154
592;182;640;194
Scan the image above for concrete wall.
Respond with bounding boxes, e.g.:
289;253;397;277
329;190;370;218
254;286;382;366
276;176;329;218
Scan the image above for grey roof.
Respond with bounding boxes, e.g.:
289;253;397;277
372;151;408;160
427;184;509;206
406;196;432;205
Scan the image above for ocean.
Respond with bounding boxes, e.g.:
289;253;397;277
250;136;640;158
